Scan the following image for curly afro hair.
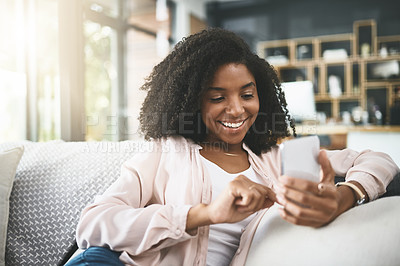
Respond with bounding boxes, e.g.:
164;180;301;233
139;28;296;155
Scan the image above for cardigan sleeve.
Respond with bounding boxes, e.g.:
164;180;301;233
75;141;196;257
326;148;399;200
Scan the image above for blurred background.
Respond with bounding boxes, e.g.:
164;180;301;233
1;0;400;162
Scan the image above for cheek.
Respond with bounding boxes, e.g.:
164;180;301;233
251;98;260;115
201;103;215;127
254;102;260;114
201;102;222;119
249;99;260;123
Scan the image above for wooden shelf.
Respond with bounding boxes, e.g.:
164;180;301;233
257;19;400;125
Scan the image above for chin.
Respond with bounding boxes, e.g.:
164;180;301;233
217;133;247;146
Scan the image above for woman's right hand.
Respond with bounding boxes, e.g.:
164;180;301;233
186;175;276;232
208;175;276;223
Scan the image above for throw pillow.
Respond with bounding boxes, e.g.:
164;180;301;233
0;146;24;266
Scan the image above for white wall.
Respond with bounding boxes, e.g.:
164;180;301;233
171;0;242;42
347;131;400;167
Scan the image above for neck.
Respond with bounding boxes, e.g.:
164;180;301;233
201;141;244;155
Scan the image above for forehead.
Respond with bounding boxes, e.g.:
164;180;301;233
210;63;255;86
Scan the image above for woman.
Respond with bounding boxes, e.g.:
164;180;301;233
67;28;399;266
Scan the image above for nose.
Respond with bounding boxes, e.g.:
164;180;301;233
226;97;244;117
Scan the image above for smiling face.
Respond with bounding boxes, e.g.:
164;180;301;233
201;63;259;147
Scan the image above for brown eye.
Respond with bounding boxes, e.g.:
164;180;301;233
242;94;254;99
210;97;224;102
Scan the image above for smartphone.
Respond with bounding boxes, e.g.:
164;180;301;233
280;135;320;182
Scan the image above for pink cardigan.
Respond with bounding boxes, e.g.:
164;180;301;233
75;136;399;265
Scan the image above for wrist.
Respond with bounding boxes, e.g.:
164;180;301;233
336;181;368;206
348;180;369;203
335;180;369;217
186;203;211;233
335;185;356;217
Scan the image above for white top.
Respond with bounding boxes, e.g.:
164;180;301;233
200;156;265;266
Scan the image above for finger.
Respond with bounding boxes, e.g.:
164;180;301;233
278;175;337;197
234;175;275;198
234;174;253;185
278;208;326;228
277;186;338;214
235;188;263;211
252;183;277;202
318;150;335;184
230;176;276;211
235;193;250;206
278;181;337;201
237;199;272;213
233;183;256;206
246;184;277;210
255;186;277;208
278;197;335;226
278;175;319;195
263;198;275;209
231;178;273;201
229;175;256;200
236;186;274;213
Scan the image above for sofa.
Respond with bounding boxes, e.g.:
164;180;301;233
1;140;399;266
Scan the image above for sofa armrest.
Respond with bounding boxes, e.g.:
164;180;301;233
246;196;400;266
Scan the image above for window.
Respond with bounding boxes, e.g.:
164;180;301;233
0;0;60;141
83;0;171;141
83;18;119;141
0;0;171;142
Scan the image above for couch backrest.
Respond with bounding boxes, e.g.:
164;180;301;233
1;141;140;266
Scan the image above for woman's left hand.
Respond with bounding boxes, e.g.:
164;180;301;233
275;150;340;228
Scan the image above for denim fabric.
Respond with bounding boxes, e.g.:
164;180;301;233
65;246;123;266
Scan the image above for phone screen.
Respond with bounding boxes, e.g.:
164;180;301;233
280;135;320;182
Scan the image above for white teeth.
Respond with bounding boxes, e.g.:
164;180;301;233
221;121;244;128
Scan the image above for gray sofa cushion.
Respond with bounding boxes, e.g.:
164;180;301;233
246;196;400;266
0;141;138;266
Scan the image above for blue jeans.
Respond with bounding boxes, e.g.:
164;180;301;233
65;246;124;266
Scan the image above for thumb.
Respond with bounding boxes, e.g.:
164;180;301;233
256;184;277;202
264;186;277;203
318;150;335;184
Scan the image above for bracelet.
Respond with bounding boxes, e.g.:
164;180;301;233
335;182;367;206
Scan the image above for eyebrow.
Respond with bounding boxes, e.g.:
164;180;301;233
207;81;256;91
